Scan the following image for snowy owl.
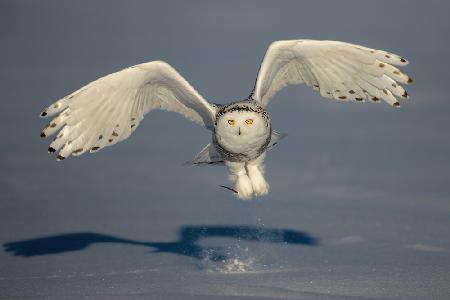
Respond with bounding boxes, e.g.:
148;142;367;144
39;40;412;200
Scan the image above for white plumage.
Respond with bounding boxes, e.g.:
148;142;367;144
41;61;216;159
253;40;410;106
40;39;412;199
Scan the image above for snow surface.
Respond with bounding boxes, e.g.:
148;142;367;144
1;1;450;299
2;190;449;299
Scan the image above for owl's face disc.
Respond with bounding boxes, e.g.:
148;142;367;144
215;103;270;155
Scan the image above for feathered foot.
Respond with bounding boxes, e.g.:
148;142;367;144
247;164;269;196
235;174;254;200
226;161;254;200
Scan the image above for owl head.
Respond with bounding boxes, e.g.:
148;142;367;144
214;103;270;152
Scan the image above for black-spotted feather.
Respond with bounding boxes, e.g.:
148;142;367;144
252;40;412;107
40;61;216;160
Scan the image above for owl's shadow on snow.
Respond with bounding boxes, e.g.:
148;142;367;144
3;225;319;261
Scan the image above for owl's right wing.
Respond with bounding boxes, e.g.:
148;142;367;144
251;40;412;107
40;61;216;160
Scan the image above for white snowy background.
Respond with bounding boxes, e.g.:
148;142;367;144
1;1;449;299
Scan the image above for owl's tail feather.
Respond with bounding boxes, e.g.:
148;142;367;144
189;143;225;166
267;130;287;150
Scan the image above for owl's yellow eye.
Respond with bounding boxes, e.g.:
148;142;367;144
245;119;253;125
227;119;235;125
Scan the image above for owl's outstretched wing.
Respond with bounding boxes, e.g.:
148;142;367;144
251;40;412;107
40;61;216;160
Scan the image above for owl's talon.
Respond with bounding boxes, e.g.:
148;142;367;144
253;180;269;196
250;174;269;196
247;163;269;197
235;175;254;200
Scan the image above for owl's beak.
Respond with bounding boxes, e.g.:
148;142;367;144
238;127;241;136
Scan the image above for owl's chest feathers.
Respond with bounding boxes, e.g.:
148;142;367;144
213;129;271;162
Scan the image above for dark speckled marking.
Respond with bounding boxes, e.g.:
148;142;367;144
91;147;100;151
338;96;347;99
73;148;83;154
349;90;355;94
379;63;385;68
215;101;269;127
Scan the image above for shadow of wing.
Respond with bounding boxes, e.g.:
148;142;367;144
3;233;130;257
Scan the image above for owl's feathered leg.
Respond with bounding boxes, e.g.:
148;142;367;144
226;161;253;200
246;153;269;197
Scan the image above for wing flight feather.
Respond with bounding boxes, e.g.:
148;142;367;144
252;40;412;107
40;61;216;160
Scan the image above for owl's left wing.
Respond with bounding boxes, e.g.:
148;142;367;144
40;61;216;160
251;40;412;107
